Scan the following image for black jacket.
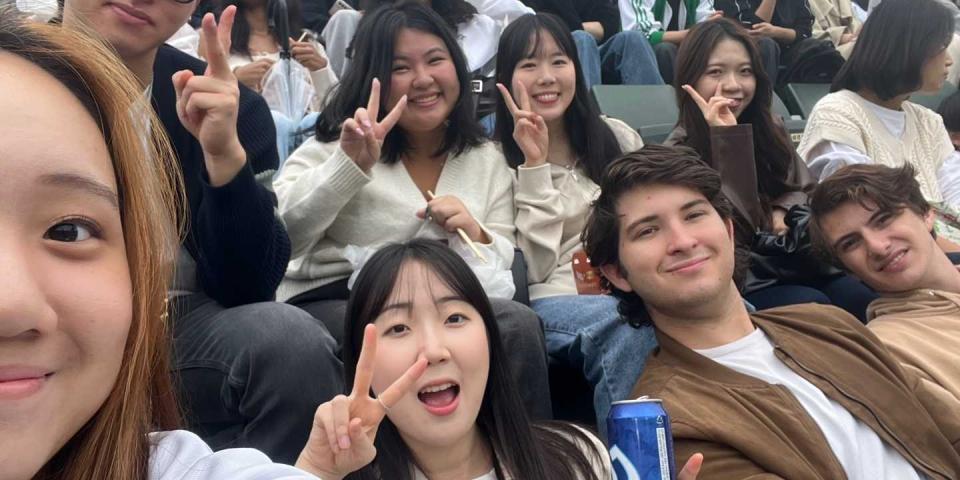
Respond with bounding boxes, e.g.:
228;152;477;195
714;0;814;46
152;45;291;307
522;0;621;43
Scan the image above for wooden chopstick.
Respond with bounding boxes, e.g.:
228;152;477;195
426;190;488;264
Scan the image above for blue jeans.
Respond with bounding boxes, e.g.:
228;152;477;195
534;294;657;438
572;30;664;90
273;111;319;169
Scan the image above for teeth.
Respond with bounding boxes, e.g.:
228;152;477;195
412;93;439;104
420;382;455;394
534;93;558;102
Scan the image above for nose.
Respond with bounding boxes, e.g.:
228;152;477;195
862;230;892;259
666;220;699;255
411;64;435;90
418;322;451;366
0;231;57;339
721;73;742;95
536;64;556;85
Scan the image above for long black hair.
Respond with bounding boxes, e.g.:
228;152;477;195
223;0;303;58
494;13;623;185
314;1;484;163
675;18;797;228
343;239;604;480
833;0;954;100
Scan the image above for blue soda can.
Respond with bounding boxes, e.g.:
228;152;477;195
607;397;676;480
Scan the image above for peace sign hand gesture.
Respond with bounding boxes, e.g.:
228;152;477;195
341;78;408;172
172;6;246;187
682;83;738;128
497;82;549;168
295;324;428;480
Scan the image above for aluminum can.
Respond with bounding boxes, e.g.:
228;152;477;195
607;397;676;480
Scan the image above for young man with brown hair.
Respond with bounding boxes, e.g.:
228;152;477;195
810;163;960;401
584;144;960;479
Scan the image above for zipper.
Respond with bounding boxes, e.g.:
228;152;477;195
774;346;949;480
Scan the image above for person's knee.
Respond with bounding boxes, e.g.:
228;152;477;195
571;29;598;49
653;42;677;55
610;30;648;48
224;302;340;369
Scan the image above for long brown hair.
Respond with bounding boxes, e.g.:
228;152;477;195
0;11;185;479
674;18;796;217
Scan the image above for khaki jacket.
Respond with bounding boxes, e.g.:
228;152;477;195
808;0;861;48
631;304;960;479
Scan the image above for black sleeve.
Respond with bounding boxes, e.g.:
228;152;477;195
785;0;814;44
715;0;763;24
580;0;622;42
192;86;291;307
522;0;583;31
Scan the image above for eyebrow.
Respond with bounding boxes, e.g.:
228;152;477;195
394;47;447;61
623;199;708;235
380;295;464;314
38;173;119;209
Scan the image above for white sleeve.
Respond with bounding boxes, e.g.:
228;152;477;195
805;140;874;181
620;0;661;36
939;150;960;209
694;0;716;23
463;0;533;24
149;431;318;480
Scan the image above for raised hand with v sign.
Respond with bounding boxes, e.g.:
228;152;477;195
682;83;738;128
172;6;246;187
497;81;548;168
341;78;408;173
296;324;428;480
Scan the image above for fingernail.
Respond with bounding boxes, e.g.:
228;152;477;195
339;435;351;449
356;128;365;136
362;119;372;128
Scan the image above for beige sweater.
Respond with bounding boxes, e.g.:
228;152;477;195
808;0;861;48
515;117;644;300
274;139;516;301
798;90;953;203
868;289;960;403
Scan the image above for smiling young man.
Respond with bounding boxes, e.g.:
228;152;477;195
810;163;960;401
58;0;343;464
583;145;960;479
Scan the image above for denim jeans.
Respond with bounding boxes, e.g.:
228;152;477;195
273;111;319;168
534;294;657;438
170;293;344;464
572;30;665;91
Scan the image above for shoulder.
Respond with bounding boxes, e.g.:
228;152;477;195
155;44;206;76
903;101;949;130
148;430;317;479
602;116;644;149
752;303;864;332
810;90;866;119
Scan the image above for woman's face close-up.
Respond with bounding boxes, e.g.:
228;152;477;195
0;52;132;478
919;45;953;94
693;38;756;118
387;28;462;135
510;30;576;125
370;260;490;451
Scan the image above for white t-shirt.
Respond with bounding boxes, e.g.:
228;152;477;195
695;329;924;480
149;430;318;479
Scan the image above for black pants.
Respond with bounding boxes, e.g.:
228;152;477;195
170;293;343;464
289;281;554;420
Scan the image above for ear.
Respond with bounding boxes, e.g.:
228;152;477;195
924;208;937;232
600;263;634;294
724;215;735;242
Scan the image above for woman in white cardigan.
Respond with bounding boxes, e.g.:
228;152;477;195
492;13;650;435
798;0;960;213
274;2;552;419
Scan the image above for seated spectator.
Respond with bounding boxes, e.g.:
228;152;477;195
866;0;960;85
666;18;877;317
493;13;652;432
583;145;960;479
274;1;553;419
523;0;663;89
810;164;960;403
711;0;818;85
0;14;322;477
295;239;636;479
618;0;721;83
799;0;960;211
938;89;960;150
809;0;861;57
60;0;343;464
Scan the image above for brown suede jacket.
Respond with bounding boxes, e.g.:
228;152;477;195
631;304;960;479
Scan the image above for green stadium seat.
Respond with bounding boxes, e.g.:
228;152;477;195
782;83;831;119
592;84;679;144
910;82;959;111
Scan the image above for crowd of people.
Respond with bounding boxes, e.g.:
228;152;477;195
3;0;960;478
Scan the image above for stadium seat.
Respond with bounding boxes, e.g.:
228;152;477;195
592;84;679;144
782;83;831;119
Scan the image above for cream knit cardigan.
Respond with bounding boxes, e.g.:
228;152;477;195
514;117;644;300
273;139;516;302
797;89;953;202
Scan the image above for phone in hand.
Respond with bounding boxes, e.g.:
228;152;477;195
329;0;355;16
